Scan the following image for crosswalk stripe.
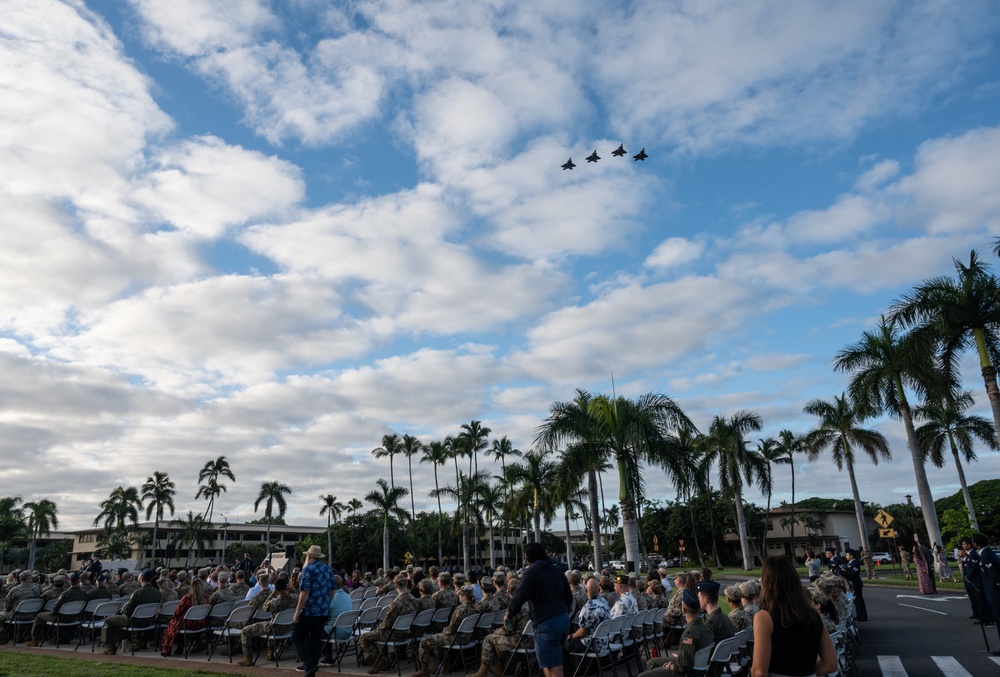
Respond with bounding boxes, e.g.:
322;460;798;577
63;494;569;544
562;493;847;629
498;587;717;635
878;655;907;676
930;656;974;677
990;656;1000;667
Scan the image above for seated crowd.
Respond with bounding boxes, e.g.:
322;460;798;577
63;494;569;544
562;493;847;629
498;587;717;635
1;550;856;677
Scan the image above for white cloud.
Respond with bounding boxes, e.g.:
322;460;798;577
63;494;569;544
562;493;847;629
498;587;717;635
131;136;305;238
129;0;275;55
645;238;705;269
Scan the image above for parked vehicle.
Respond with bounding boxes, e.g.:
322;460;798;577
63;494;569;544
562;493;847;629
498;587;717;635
871;551;893;565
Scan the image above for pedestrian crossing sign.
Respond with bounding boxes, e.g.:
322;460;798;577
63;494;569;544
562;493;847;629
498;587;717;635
879;527;896;538
875;510;894;528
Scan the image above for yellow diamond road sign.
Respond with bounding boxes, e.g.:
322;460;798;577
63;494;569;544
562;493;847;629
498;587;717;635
879;528;896;539
875;510;894;528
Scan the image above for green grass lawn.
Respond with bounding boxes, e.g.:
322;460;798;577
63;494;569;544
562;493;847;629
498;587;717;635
0;652;220;677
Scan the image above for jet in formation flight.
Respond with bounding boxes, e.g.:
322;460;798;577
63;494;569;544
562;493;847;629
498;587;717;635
633;148;648;161
586;150;600;163
562;158;576;170
612;144;627;157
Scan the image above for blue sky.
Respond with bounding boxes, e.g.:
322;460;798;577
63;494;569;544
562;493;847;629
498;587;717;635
2;0;1000;531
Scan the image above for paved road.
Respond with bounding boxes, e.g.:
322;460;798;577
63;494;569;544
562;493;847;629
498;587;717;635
853;585;1000;675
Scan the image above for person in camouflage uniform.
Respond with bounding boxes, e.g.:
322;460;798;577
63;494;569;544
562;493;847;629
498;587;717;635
472;578;530;675
231;570;250;599
236;578;297;666
209;572;235;606
898;546;913;580
738;580;760;619
599;575;618;606
174;570;191;598
376;571;397;597
359;578;419;668
372;568;389;589
630;578;649;612
118;572;141;597
477;579;504;613
493;574;511;608
861;548;877;579
647;581;669;609
158;576;179;603
413;586;478;677
723;586;751;633
40;575;67;603
0;571;41;624
79;572;96;595
568;570;587;617
416;579;437;612
433;572;459;610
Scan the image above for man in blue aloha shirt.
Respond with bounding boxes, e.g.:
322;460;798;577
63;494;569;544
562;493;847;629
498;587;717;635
610;575;638;619
293;545;335;677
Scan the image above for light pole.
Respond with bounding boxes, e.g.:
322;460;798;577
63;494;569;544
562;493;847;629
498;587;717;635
220;514;228;567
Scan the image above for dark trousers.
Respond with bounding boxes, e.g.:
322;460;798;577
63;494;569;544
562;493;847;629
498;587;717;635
293;615;326;676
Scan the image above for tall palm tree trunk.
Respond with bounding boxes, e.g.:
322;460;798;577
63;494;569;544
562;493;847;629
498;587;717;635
974;330;1000;443
27;531;37;572
408;456;417;559
899;401;943;547
489;520;496;570
733;487;752;570
789;460;797;560
152;518;159;567
462;521;470;573
265;521;272;561
706;484;722;568
434;467;444;566
588;469;603;569
598;472;607;556
383;521;390;571
564;509;573;567
326;513;333;567
533;489;541;542
947;432;980;531
845;458;870;551
686;497;704;568
501;458;508;567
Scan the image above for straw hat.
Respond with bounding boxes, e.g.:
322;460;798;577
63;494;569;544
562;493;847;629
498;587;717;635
305;545;326;559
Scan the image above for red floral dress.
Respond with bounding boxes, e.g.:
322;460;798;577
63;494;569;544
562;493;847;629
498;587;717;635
161;594;207;655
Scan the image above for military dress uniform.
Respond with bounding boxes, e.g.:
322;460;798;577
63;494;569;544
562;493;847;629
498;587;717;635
703;608;734;644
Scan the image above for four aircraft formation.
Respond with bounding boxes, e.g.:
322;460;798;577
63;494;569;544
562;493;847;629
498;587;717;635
562;144;647;169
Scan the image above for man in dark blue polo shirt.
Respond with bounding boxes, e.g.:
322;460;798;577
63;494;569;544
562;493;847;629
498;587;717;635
506;543;573;677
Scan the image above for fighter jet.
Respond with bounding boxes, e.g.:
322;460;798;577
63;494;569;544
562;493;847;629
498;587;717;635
586;150;600;163
633;148;648;161
612;144;627;157
561;157;576;170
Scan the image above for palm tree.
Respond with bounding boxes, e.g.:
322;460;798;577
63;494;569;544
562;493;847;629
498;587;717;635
24;499;58;572
459;420;492;478
803;394;891;551
489;436;522;567
915;389;998;532
756;437;784;557
891;250;1000;443
433;470;490;572
538;390;692;572
699;412;765;570
672;429;707;567
254;481;292;556
0;496;25;573
347;498;363;517
196;456;235;524
365;478;409;570
170;511;213;566
773;430;805;559
141;471;176;567
95;486;143;534
506;449;559;541
372;433;403;490
421;440;450;566
835;315;942;547
478;482;506;569
320;494;346;562
401;434;422;556
554;458;588;568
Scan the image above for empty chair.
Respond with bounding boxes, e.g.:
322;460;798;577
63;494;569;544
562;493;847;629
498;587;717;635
361;597;379;611
76;599;123;652
324;608;362;672
706;633;741;677
352;588;367;601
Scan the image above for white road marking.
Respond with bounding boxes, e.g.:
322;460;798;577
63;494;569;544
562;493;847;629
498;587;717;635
877;655;908;676
897;602;948;615
990;656;1000;667
930;656;974;676
894;595;969;602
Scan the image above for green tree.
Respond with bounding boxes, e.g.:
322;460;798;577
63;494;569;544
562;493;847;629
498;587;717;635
366;478;409;571
421;440;450;566
699;411;766;570
0;496;26;573
803;394;890;551
170;511;213;566
24;498;58;571
36;538;72;572
773;430;806;559
891;250;1000;445
835;315;941;547
254;481;292;556
372;433;403;491
506;449;558;542
141;471;176;569
196;455;235;524
401;434;422;556
459;420;492;479
489;436;522;567
94;486;142;555
320;494;346;562
347;498;363;516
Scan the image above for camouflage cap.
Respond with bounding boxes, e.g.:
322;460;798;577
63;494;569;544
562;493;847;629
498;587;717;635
458;585;475;597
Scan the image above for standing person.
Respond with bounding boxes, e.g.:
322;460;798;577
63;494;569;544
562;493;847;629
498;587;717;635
237;552;255;577
973;534;1000;624
898;546;913;580
823;547;841;573
861;548;876;580
505;542;573;677
957;537;984;621
805;551;822;582
912;546;935;595
293;545;335;677
934;545;956;583
842;550;867;621
751;556;837;677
